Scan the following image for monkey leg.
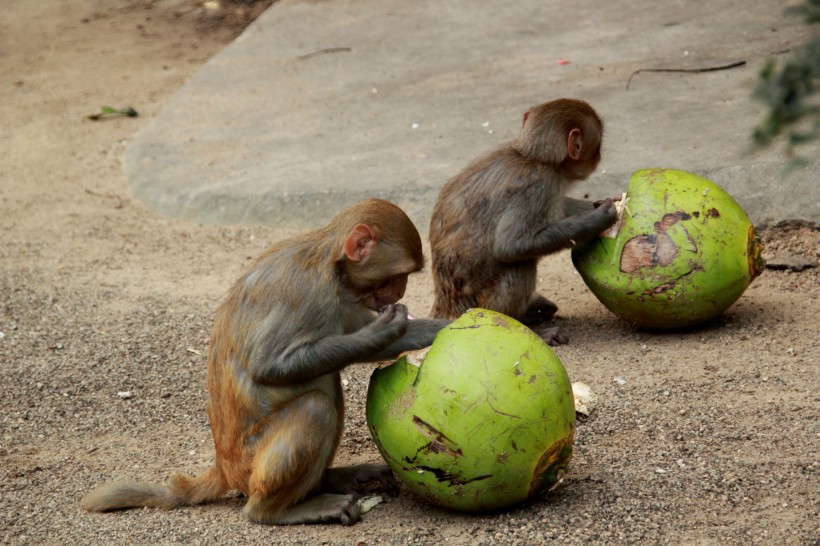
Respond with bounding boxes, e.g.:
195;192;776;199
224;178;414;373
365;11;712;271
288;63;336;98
520;294;558;326
242;390;359;525
471;264;540;321
523;295;567;346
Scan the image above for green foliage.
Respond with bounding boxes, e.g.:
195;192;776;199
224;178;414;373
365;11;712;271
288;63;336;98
753;0;819;164
785;0;820;23
86;106;138;121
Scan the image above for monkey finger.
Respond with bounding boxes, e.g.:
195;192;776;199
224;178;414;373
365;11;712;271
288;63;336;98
377;303;408;329
388;304;409;334
593;201;617;224
374;304;397;323
392;303;409;319
369;305;408;340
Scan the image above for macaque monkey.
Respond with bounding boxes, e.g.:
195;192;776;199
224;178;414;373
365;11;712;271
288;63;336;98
82;199;449;525
429;98;617;344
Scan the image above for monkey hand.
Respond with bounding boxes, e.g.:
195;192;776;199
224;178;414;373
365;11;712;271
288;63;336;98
324;464;399;497
589;198;618;228
369;303;409;343
593;195;622;207
350;464;399;497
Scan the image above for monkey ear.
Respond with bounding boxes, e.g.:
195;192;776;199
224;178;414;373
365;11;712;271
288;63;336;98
344;224;377;262
522;110;531;128
567;128;584;161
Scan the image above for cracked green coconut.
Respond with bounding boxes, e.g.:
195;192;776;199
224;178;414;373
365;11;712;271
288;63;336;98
571;168;765;329
366;308;575;512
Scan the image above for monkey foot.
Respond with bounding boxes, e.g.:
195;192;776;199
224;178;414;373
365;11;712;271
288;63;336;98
521;296;559;325
532;325;568;346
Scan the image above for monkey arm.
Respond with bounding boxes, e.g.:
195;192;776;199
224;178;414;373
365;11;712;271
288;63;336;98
493;198;616;263
249;331;395;386
247;305;411;386
367;318;451;360
564;197;595;216
248;316;450;385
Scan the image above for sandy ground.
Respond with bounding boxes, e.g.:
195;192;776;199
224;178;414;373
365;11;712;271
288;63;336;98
1;1;818;544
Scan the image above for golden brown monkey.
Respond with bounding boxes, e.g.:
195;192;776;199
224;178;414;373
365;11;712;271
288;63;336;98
82;198;449;525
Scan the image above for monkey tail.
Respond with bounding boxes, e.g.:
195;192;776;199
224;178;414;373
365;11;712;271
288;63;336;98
82;465;228;512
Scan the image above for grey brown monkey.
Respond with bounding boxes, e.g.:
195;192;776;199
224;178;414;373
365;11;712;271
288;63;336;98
429;99;617;344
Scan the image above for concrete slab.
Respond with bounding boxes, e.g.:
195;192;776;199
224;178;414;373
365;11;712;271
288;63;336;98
125;0;819;231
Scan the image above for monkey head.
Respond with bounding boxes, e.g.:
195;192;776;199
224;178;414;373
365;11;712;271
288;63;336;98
337;199;424;312
516;98;603;181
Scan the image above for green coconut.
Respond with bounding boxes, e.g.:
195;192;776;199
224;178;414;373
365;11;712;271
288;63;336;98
366;309;575;512
571;168;765;329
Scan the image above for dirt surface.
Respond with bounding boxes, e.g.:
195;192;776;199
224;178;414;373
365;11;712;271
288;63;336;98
1;2;818;544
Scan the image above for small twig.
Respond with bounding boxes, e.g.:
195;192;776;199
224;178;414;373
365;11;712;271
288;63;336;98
626;60;747;90
85;188;126;209
296;47;352;61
